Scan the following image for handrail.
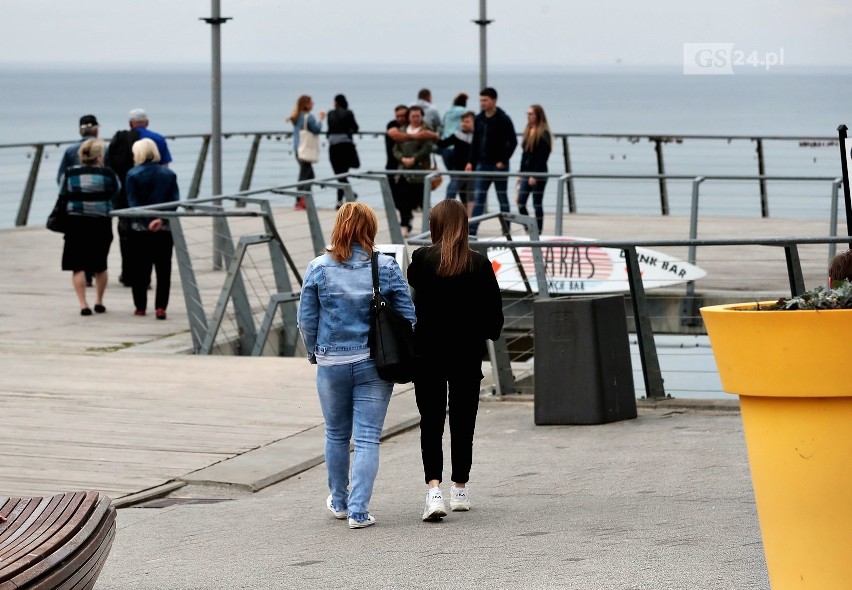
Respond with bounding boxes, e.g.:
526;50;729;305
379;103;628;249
0;129;838;150
4;128;843;228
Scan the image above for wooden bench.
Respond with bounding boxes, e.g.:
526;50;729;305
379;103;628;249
0;492;116;590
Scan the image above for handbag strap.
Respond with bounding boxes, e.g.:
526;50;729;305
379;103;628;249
371;251;382;306
303;112;309;131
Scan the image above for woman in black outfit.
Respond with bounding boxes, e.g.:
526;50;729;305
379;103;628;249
407;199;504;522
516;103;553;233
327;94;360;209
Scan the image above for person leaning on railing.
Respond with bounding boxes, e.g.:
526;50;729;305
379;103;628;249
124;138;179;320
58;139;119;316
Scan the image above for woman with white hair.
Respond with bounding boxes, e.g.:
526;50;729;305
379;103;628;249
125;138;180;320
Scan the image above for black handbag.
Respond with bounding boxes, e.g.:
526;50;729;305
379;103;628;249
368;252;416;383
46;197;67;233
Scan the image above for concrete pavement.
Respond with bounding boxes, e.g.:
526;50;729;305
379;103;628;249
97;402;768;590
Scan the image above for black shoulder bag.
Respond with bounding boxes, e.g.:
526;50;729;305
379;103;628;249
369;252;416;383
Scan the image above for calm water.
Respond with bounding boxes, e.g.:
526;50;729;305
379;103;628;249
2;65;850;141
1;65;850;227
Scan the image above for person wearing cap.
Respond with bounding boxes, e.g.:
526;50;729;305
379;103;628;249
127;108;172;167
56;114;99;185
57;115;100;287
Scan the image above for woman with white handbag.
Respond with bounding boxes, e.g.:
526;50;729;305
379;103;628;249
287;95;325;211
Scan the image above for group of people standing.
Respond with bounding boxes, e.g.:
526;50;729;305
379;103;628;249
298;199;504;528
289;87;554;236
56;110;179;318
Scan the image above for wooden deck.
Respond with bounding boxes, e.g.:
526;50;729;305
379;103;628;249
0;208;843;499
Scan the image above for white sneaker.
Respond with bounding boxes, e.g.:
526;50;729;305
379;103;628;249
422;489;447;521
348;514;376;529
450;486;471;511
326;495;347;520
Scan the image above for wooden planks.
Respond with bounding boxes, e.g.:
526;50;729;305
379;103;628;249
0;492;115;590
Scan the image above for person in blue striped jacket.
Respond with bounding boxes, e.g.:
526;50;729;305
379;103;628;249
58;139;119;316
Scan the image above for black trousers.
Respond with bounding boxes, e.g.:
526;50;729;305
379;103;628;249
394;178;422;231
329;143;357;202
129;230;174;311
414;362;483;484
297;158;314;197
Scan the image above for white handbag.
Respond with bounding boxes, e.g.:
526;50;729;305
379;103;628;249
297;114;320;163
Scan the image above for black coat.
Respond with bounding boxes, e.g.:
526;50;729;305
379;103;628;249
407;246;504;366
468;107;518;168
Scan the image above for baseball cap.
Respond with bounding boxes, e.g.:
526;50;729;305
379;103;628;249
79;114;99;128
128;108;148;122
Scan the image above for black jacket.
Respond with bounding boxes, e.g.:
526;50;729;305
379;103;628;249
520;133;552;173
407;246;504;366
327;108;359;137
468;107;518;168
437;132;472;171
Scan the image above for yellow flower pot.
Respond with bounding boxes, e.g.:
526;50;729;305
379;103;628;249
701;302;852;589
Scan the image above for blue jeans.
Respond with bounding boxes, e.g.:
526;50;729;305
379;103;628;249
317;358;393;522
445;175;473;203
469;162;510;235
516;176;547;232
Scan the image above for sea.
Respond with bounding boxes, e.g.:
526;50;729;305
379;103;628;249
1;64;851;226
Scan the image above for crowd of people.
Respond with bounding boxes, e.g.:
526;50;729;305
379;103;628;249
56;109;177;318
290;87;553;236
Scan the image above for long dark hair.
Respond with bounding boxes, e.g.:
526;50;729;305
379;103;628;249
429;200;474;277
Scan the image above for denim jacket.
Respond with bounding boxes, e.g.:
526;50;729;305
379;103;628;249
297;246;416;364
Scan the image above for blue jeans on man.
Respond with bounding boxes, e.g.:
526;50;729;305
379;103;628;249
469;162;510;235
316;358;393;522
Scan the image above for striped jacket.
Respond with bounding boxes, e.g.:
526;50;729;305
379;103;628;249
59;165;120;217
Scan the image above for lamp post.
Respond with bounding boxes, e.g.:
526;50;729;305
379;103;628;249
473;0;492;90
201;0;231;198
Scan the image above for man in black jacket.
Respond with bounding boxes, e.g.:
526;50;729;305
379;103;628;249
465;88;517;235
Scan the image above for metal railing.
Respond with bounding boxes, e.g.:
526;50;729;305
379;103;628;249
3;129;840;228
109;170;852;402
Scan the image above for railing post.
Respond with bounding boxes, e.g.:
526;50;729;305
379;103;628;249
15;144;45;227
624;246;666;399
829;179;842;263
422;173;437;234
188;135;211;200
239;134;262;192
681;176;706;327
651;138;669;215
784;244;806;297
554;173;572;236
170;216;209;353
561;136;576;212
755;138;769;218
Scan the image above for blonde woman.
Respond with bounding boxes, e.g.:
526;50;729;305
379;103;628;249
298;203;416;528
287;95;325;211
58;139;119;315
516;104;553;232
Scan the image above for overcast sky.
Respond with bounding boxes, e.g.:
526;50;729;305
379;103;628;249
1;0;850;68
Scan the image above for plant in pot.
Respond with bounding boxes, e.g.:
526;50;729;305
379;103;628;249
700;265;852;589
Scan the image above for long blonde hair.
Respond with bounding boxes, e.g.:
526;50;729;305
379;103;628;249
429;199;473;277
328;202;377;262
287;95;312;124
522;104;552;151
